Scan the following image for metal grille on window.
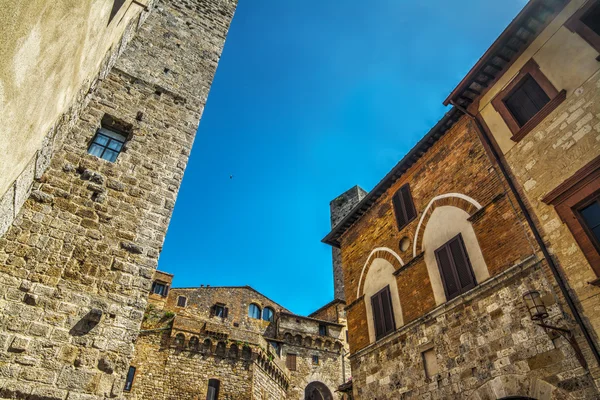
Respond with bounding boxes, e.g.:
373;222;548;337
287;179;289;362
88;127;126;162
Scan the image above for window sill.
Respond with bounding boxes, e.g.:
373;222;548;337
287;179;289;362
511;89;567;143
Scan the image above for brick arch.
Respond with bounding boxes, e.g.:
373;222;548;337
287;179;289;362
413;193;482;257
356;247;404;298
468;374;574;400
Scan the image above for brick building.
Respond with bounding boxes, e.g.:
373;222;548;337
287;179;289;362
322;2;600;398
123;271;351;399
0;0;237;398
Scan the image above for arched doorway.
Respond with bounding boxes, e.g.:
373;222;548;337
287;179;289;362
304;381;333;400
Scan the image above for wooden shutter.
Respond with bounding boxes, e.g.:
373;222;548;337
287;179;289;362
223;307;229;318
163;285;169;297
504;75;550;126
435;234;476;300
392;184;416;230
151;282;156;294
371;286;395;340
286;353;297;371
209;305;215;317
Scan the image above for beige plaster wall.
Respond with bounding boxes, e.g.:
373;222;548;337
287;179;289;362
478;0;600;154
0;0;146;196
422;206;489;305
363;258;403;343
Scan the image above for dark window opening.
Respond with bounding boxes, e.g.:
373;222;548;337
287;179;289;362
312;355;319;365
286;353;297;371
577;195;600;253
177;296;187;307
206;379;220;400
371;285;396;340
318;324;327;336
124;366;136;392
392;184;417;230
212;304;228;318
504;75;550;127
248;303;261;319
262;307;274;322
435;234;476;301
151;282;168;297
108;0;126;25
88;127;126;162
268;341;281;357
581;2;600;36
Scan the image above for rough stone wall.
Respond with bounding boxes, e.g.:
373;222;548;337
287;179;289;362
0;0;237;398
253;366;288;400
351;261;597;399
503;68;600;343
330;186;367;301
336;116;600;398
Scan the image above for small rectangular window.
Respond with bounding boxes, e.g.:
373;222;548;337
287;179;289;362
177;296;187;307
151;282;168;297
312;355;319;365
392;184;417;230
212;304;227;318
422;348;439;378
371;285;396;340
435;234;476;301
504;75;550;127
207;379;220;400
318;324;327;336
566;0;600;54
286;353;297;371
88;127;127;163
124;366;136;392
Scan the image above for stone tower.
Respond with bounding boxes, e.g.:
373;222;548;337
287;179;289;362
0;0;237;398
330;185;367;300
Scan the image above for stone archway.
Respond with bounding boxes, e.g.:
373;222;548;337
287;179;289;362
468;375;575;400
304;381;333;400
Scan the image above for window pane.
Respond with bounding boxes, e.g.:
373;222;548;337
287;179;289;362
582;3;600;36
249;304;260;319
214;306;224;317
98;127;127;141
88;143;105;158
102;149;119;162
580;201;600;229
262;307;273;321
93;134;110;146
593;226;600;243
401;185;416;222
107;139;124;151
505;75;550;126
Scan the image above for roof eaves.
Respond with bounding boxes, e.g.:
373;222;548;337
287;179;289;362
321;107;462;247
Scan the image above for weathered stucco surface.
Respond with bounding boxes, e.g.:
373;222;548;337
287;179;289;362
0;0;148;197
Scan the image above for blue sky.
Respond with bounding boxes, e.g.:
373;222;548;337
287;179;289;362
159;0;527;315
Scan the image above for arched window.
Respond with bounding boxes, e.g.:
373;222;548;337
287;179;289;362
206;379;220;400
262;307;274;321
248;303;261;319
174;333;185;348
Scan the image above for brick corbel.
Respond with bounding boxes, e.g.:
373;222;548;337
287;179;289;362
344;295;364;312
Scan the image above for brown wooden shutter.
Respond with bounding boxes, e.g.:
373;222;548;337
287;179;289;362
435;234;476;300
286;354;297;371
392;184;416;230
163;285;169;297
223;307;229;318
448;235;476;292
372;286;395;340
435;245;461;300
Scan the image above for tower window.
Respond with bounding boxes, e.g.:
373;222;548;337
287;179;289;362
262;307;274;322
206;379;220;400
177;296;187;307
248;303;261;319
312;355;319;365
124;366;136;392
212;304;228;318
566;0;600;54
88;127;126;162
151;281;168;297
286;353;297;371
318;324;327;336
